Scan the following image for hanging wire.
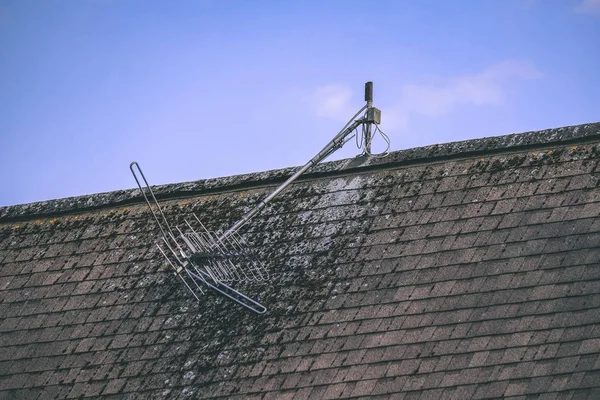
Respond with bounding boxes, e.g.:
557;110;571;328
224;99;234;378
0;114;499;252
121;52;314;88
320;106;391;160
340;105;368;134
354;109;368;150
320;105;367;160
368;125;391;158
353;110;390;158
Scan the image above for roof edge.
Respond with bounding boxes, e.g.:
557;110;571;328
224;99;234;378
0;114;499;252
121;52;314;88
2;121;599;222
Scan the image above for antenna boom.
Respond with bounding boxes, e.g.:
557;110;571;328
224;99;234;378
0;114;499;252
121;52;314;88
129;81;388;314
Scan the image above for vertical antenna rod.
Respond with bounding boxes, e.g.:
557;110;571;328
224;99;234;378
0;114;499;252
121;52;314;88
365;81;373;106
363;81;374;154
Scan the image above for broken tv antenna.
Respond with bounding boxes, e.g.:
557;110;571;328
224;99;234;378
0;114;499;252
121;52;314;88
130;81;389;314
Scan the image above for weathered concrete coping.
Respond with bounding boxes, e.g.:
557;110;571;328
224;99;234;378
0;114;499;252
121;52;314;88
2;121;599;222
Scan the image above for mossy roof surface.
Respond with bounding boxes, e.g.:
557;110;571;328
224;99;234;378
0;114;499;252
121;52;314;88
1;122;600;399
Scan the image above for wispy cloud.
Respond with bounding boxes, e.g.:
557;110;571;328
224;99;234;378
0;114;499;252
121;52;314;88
304;84;357;122
306;60;542;133
398;60;540;116
575;0;600;15
385;60;542;130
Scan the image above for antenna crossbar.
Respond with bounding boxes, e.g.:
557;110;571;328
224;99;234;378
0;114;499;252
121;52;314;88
130;161;269;314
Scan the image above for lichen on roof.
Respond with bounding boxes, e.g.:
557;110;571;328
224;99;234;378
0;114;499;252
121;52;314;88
1;121;600;399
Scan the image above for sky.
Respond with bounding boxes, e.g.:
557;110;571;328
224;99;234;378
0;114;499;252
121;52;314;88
1;0;599;207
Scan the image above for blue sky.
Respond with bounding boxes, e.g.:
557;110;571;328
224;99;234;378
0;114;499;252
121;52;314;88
1;0;599;206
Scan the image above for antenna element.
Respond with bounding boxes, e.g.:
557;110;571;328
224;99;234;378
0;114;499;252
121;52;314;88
129;81;390;314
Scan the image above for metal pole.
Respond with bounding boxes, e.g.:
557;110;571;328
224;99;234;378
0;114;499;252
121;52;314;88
363;81;374;155
219;117;366;240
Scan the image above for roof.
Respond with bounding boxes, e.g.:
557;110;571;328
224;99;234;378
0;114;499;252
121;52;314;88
1;121;600;399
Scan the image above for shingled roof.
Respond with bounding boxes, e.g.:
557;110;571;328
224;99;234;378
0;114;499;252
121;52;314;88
2;122;600;399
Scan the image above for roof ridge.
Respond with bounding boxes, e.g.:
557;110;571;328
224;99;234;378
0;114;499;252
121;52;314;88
1;121;599;222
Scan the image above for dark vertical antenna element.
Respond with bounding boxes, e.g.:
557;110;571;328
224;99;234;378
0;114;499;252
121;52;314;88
363;81;374;154
129;81;390;314
365;81;373;104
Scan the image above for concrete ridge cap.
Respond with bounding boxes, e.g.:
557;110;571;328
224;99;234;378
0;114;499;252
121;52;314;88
1;121;599;222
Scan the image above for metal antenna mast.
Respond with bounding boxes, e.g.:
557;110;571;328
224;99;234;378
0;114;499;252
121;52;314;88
363;81;374;155
219;81;382;240
130;81;387;314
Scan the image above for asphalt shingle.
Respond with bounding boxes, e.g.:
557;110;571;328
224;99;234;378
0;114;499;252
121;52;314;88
1;122;600;399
